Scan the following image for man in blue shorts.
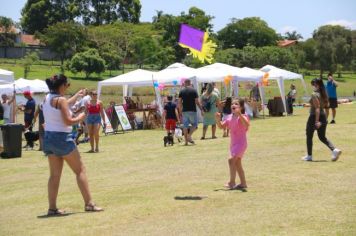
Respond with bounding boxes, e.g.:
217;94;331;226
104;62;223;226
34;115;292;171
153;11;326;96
325;73;338;124
178;79;204;145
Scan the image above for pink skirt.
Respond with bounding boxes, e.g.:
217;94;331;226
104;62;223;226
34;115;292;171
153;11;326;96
230;143;247;158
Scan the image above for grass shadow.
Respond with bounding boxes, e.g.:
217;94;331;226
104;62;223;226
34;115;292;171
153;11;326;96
214;188;248;192
174;196;207;200
37;212;78;219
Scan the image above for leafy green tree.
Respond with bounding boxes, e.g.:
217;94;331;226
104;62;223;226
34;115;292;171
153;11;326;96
99;44;123;75
351;60;356;73
69;48;105;78
154;45;176;69
88;22;171;70
0;16;16;48
22;51;39;78
117;0;141;23
21;0;79;33
313;25;352;76
284;31;303;40
352;30;356;62
217;17;278;49
300;38;317;69
79;0;141;25
37;22;88;66
214;46;296;69
214;48;242;66
132;37;159;66
21;0;52;33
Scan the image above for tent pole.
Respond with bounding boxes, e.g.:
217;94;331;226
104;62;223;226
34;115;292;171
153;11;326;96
257;83;265;119
277;78;287;115
12;84;17;123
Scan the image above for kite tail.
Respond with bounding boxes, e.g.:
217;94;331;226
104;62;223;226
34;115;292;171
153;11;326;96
179;32;217;64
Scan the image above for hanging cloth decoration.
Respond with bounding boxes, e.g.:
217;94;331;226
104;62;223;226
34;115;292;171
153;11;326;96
178;24;217;64
262;73;269;86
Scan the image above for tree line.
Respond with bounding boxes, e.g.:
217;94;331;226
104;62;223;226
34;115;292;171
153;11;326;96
0;0;355;78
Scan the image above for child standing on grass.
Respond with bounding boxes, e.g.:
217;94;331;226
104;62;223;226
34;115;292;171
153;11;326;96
215;99;250;189
221;97;232;137
163;95;180;135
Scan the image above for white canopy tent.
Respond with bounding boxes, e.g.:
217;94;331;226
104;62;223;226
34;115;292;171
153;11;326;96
195;63;263;97
0;78;49;95
260;65;306;114
0;69;15;84
154;63;197;84
97;69;157;99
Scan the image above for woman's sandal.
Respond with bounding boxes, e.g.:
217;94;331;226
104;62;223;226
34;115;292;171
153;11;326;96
47;208;66;217
234;184;248;189
224;183;236;189
85;203;104;212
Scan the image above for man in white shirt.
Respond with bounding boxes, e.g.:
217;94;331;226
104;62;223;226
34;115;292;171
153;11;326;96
77;89;91;142
1;91;16;124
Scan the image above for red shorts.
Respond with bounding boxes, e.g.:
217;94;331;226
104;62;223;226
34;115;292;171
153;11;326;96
165;119;176;131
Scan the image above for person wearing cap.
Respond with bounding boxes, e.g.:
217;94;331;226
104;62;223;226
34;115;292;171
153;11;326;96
19;91;36;131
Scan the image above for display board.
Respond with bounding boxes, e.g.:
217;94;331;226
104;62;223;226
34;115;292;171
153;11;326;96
114;105;132;131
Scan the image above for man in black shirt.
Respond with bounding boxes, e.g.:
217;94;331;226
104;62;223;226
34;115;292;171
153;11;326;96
178;79;204;145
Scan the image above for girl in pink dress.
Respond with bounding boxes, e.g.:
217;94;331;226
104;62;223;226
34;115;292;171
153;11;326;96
215;99;250;189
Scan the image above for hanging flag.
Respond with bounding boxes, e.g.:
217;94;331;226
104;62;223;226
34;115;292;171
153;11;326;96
262;73;269;86
178;24;217;64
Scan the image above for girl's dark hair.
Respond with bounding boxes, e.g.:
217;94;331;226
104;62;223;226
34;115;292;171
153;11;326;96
224;97;232;109
201;83;207;94
233;98;245;114
46;74;68;93
311;78;328;106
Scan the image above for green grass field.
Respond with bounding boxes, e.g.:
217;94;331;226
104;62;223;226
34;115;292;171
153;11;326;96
1;104;355;235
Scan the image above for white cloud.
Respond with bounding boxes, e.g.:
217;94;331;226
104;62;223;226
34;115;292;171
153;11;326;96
325;19;356;29
279;26;298;35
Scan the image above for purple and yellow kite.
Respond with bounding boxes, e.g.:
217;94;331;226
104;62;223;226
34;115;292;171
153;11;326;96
178;24;217;64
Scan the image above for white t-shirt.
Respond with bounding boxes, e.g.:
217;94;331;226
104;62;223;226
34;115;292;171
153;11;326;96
80;95;91;107
2;102;12;119
289;89;297;98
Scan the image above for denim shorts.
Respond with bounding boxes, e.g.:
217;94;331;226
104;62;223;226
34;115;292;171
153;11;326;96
87;113;101;125
182;112;198;129
43;131;76;157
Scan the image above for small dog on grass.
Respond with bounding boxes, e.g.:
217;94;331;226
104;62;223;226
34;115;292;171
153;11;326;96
163;132;174;147
174;127;183;143
24;130;39;150
174;125;193;143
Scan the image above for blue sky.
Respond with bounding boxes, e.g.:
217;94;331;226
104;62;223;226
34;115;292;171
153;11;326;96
1;0;356;39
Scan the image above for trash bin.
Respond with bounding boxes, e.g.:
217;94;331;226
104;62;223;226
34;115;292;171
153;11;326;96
1;124;23;158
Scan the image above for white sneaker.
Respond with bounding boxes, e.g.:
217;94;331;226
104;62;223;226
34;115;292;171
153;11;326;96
302;155;313;161
331;149;342;162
